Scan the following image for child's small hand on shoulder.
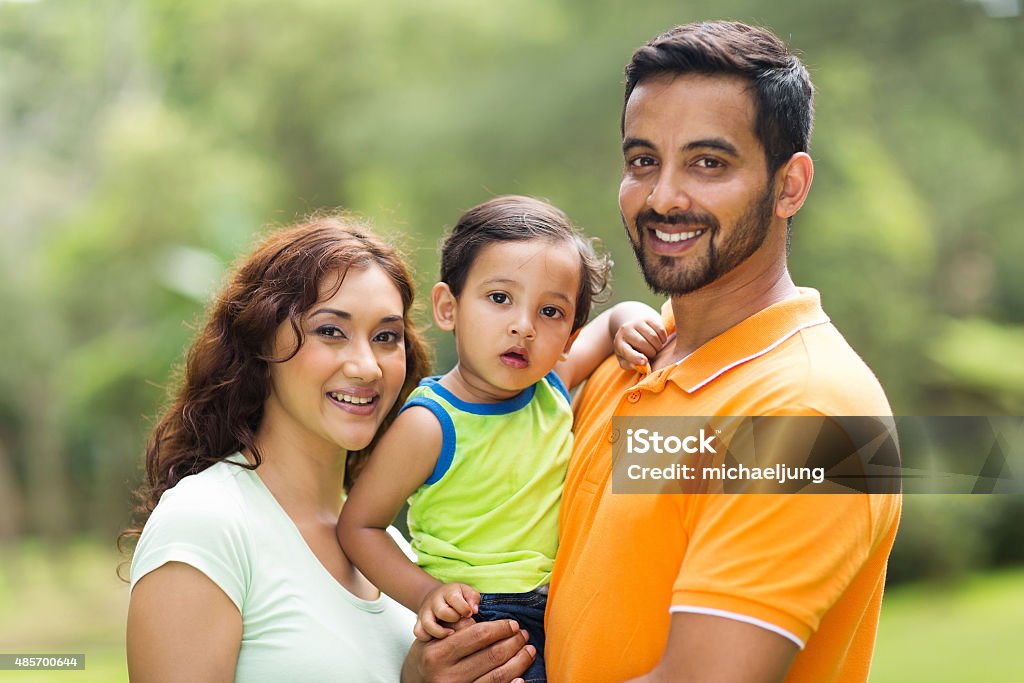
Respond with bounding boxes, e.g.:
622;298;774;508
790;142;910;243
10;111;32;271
414;582;481;641
614;314;667;371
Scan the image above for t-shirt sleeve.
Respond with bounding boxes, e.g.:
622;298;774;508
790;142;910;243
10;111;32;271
671;493;874;648
129;477;252;611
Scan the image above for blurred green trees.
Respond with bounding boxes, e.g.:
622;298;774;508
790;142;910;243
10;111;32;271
0;0;1021;582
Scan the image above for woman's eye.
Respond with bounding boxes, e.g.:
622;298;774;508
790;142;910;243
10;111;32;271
541;306;563;319
316;325;345;338
488;292;509;304
373;330;402;344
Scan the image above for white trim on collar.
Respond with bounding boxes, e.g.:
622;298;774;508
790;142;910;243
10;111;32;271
685;316;831;394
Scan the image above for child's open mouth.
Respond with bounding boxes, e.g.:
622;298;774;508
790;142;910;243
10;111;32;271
500;348;529;369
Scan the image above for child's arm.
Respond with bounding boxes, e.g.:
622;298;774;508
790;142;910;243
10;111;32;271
555;301;666;390
338;407;480;641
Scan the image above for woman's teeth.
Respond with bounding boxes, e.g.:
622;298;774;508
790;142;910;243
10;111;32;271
328;392;373;405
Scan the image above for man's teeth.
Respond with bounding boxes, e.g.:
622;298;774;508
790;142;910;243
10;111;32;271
329;392;374;405
654;228;705;243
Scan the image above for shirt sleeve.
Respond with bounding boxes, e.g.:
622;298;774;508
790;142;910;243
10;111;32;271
130;476;252;611
671;492;874;648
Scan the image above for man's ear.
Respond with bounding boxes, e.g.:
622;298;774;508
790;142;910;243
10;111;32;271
775;152;814;220
560;327;582;361
431;282;457;332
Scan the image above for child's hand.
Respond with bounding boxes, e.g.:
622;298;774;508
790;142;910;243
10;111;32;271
614;317;668;371
414;582;481;641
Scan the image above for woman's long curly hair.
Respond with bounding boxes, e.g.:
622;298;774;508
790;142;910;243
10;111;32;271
120;213;430;552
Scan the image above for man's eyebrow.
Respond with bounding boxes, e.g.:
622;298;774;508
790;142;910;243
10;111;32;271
622;136;654;154
311;308;403;324
683;138;739;156
622;137;740;157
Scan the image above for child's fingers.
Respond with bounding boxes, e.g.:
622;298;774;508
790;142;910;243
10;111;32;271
433;600;464;623
614;332;654;367
622;326;660;356
460;584;481;615
615;345;646;370
444;587;475;619
633;323;666;354
419;609;455;640
413;620;432;642
648;318;669;343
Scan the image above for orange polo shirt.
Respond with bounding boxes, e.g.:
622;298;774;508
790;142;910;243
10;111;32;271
546;288;901;683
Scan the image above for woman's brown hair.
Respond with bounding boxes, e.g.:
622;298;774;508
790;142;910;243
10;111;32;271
120;212;430;552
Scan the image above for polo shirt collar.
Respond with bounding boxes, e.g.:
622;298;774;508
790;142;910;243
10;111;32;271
644;288;831;394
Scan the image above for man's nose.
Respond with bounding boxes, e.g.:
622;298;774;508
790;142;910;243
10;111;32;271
646;168;692;216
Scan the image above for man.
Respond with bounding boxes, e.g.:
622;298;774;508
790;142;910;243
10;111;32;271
545;21;901;683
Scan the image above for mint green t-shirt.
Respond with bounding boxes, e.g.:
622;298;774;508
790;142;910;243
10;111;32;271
404;372;573;593
130;455;414;682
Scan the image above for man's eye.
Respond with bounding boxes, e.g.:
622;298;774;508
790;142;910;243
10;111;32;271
696;157;724;169
489;293;509;304
628;155;657;168
541;306;563;319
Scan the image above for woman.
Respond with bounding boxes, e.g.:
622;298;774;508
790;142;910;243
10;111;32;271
124;214;535;681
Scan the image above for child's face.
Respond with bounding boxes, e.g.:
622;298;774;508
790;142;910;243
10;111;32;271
435;238;581;399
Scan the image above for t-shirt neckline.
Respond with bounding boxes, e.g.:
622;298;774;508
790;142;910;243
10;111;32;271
225;452;389;612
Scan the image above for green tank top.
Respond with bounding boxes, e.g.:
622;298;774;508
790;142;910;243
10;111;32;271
402;372;573;593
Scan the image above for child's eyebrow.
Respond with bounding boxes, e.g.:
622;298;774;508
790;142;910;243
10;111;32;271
481;277;517;287
480;278;573;301
546;291;573;304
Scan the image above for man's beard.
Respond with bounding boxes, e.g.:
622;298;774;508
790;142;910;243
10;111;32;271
625;184;776;297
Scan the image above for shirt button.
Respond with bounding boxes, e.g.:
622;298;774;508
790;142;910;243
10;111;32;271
608;428;620;444
627;391;642;403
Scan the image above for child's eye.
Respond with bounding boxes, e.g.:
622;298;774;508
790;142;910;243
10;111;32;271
373;330;403;344
540;306;564;319
488;292;510;305
316;325;345;338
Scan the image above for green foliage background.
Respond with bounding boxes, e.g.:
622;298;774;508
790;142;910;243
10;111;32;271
0;0;1022;675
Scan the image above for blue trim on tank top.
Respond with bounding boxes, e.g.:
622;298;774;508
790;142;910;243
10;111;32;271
399;396;457;485
417;376;536;415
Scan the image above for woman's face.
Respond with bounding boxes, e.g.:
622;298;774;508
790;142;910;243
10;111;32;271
263;264;408;455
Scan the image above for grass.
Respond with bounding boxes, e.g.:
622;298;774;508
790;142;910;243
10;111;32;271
1;540;1022;682
0;540;129;683
871;568;1024;682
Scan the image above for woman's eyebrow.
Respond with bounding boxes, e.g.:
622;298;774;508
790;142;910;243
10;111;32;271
311;308;403;324
311;308;351;319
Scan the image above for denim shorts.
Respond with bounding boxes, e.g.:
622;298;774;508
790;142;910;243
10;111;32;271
474;587;548;682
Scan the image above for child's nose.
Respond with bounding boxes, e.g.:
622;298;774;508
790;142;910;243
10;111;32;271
508;313;536;340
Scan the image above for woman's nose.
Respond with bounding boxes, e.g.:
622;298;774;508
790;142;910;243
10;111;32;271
342;341;383;382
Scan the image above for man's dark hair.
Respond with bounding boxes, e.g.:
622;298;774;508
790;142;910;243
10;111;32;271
623;21;814;174
440;195;611;332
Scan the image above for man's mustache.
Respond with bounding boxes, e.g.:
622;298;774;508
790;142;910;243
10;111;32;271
636;209;718;231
